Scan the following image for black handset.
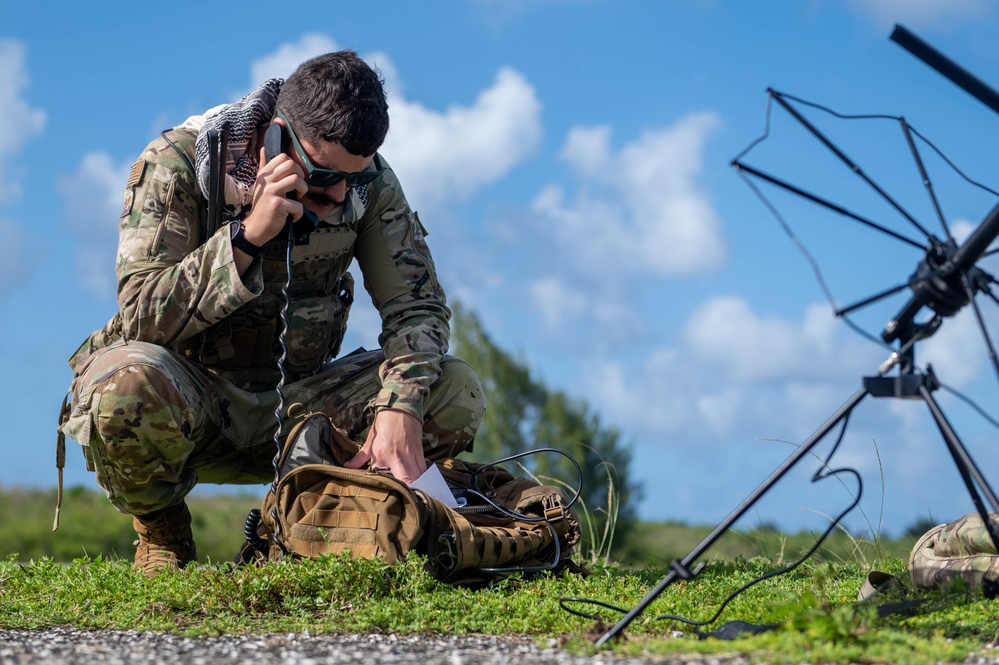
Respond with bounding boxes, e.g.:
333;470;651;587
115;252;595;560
263;122;319;242
263;122;289;164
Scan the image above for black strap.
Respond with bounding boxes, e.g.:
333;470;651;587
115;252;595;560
205;122;231;244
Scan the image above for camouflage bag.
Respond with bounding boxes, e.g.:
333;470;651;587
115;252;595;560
909;512;999;592
244;410;583;585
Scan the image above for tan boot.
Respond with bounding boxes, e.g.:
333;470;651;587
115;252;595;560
132;503;197;577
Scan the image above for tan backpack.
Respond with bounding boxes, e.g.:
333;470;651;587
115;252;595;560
244;411;583;586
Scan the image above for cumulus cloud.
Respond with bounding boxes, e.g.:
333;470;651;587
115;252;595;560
0;40;45;204
529;278;586;329
0;40;45;302
245;39;543;215
849;0;992;28
584;297;885;445
532;112;725;277
525;275;647;341
249;34;339;87
380;67;542;211
57;152;132;300
919;306;995;387
683;297;856;383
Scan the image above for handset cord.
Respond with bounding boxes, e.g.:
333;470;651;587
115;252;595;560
270;221;295;488
458;448;584;576
255;220;296;558
166;122;294;555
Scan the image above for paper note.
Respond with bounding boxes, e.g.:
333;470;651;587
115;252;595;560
409;464;459;509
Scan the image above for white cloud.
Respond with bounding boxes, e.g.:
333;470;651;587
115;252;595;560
249;34;339;86
532;112;725;277
364;50;403;100
696;387;744;436
0;40;45;203
683;297;870;384
0;40;45;301
583;297;885;445
849;0;992;28
583;350;691;435
57;152;132;300
380;66;543;211
528;278;586;329
526;274;646;341
951;218;975;244
919;307;993;387
248;39;544;213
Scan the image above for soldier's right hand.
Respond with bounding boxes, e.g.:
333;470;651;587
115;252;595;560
241;143;309;247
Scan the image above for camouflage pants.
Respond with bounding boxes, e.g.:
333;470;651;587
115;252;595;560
909;512;999;591
61;340;484;516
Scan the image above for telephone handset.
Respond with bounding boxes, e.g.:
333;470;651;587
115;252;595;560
263;122;319;243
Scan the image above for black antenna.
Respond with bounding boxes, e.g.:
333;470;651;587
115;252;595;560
205;121;231;242
891;24;999;116
594;24;999;649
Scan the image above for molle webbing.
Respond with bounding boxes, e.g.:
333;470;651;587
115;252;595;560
254;412;583;586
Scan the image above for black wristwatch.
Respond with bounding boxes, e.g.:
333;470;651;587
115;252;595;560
229;220;263;257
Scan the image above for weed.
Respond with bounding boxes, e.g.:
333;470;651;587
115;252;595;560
771;565;877;643
515;447;621;565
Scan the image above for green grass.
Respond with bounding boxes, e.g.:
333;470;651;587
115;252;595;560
2;486;996;664
4;486;916;568
6;485;263;564
0;554;995;664
617;518;916;571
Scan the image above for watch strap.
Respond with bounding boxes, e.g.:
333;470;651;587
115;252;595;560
230;221;263;257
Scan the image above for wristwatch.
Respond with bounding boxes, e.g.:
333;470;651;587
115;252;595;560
229;220;263;257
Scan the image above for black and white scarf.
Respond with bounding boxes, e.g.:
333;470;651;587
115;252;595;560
177;78;283;217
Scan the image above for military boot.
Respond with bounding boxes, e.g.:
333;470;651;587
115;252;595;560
132;502;197;577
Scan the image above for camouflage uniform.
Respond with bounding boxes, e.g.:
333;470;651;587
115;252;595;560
59;128;484;516
909;512;999;591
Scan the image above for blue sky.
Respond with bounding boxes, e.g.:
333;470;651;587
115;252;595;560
4;0;999;542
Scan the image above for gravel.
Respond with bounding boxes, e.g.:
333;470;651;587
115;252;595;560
3;627;998;664
0;628;749;665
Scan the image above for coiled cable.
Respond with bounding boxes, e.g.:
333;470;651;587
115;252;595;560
270;221;295;488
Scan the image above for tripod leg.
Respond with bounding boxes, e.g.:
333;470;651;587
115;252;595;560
918;384;999;593
595;387;870;647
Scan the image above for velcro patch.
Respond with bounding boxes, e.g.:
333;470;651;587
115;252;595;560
127;160;145;188
120;189;134;218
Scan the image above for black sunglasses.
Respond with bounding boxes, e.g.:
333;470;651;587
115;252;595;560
277;109;383;189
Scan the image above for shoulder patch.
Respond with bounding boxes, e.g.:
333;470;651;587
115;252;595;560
127;160;145;188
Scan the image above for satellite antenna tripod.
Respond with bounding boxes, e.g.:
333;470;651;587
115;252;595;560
595;25;999;648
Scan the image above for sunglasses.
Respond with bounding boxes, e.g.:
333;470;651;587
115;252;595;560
276;109;383;189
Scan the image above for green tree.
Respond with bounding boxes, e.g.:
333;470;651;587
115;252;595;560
450;302;641;548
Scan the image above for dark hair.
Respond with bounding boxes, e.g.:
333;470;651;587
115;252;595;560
276;50;389;157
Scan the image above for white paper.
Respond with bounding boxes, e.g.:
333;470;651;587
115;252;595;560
409;464;459;509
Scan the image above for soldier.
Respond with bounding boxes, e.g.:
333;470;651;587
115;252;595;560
57;51;485;576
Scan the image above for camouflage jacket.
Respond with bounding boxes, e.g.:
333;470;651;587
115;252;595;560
68;128;450;421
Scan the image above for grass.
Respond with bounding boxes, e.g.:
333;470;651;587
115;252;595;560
515;454;623;565
2;486;997;664
0;553;996;664
5;485;263;564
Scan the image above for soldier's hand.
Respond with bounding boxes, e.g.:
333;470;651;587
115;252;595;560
241;143;308;247
344;409;427;484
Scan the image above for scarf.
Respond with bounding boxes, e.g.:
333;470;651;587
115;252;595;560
176;78;283;218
